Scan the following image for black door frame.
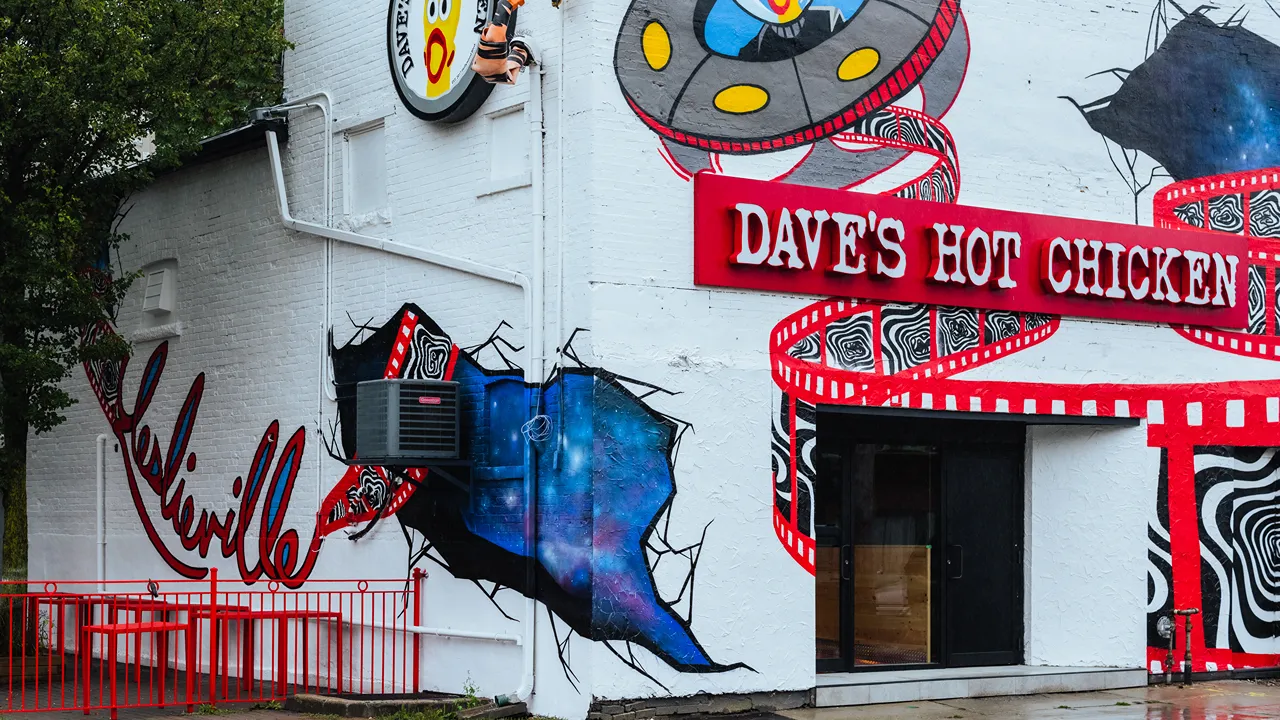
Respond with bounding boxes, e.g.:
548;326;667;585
815;407;1093;673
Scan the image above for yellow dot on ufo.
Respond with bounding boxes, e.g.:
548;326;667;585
714;85;769;114
642;21;671;71
838;48;880;81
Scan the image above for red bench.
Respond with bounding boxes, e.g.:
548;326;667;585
80;621;193;720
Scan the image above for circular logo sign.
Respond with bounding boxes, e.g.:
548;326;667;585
387;0;496;122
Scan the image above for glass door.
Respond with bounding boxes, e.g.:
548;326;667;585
815;410;1024;673
814;450;847;672
850;444;940;667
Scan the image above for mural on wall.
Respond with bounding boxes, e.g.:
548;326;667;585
640;0;1280;677
613;0;967;198
1069;5;1280;191
82;322;323;588
1066;0;1280;674
318;304;747;687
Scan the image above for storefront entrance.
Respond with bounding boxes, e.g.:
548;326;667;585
815;410;1024;673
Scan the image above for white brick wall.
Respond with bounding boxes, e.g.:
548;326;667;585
27;0;1280;713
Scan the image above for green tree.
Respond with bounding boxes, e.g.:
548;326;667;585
0;0;290;577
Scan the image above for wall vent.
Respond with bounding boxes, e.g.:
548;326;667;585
141;268;175;314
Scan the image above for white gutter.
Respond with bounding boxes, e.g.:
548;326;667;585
264;130;531;295
261;93;336;506
95;434;109;592
264;80;543;699
552;0;568;474
412;625;523;644
341;620;522;644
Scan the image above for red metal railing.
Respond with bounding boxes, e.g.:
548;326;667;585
0;570;427;717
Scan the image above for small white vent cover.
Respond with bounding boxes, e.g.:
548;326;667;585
141;268;175;314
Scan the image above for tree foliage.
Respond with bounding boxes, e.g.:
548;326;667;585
0;0;291;573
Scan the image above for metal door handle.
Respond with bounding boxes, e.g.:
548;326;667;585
841;545;851;581
947;544;964;579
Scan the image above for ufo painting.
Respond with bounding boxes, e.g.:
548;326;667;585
614;0;963;152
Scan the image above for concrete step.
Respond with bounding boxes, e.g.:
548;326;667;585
815;665;1148;707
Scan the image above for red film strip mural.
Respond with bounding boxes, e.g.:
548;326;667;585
769;176;1280;673
319;307;459;537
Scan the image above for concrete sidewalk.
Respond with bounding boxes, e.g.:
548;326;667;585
778;680;1280;719
31;680;1280;718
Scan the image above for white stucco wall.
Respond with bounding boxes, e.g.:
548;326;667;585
1024;424;1158;668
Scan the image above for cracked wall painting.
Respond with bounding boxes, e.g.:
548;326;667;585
319;304;747;686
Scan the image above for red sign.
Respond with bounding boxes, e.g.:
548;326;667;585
693;173;1249;328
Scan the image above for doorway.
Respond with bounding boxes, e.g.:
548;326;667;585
815;410;1024;673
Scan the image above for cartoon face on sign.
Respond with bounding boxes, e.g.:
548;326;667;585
423;0;460;97
387;0;497;122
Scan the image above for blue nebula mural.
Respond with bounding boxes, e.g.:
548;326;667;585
1070;5;1280;181
324;304;746;685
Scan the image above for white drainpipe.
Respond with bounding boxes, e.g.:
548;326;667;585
263;58;546;697
512;52;545;706
259;92;336;506
95;434;109;592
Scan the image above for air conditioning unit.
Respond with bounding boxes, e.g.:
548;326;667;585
355;379;461;464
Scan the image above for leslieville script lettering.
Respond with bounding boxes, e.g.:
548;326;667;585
104;341;321;588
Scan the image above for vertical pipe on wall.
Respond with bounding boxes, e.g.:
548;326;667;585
262;91;336;507
95;434;109;592
553;0;567;471
519;50;546;706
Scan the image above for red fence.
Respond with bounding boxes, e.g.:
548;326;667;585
0;571;427;717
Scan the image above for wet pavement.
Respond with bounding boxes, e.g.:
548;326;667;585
10;680;1280;719
777;680;1280;719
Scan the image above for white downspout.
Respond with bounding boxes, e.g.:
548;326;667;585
264;57;546;704
514;54;546;706
259;92;335;506
95;434;109;592
552;0;568;475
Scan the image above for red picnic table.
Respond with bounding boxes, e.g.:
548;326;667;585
200;608;344;698
36;593;344;702
80;619;193;720
74;596;250;689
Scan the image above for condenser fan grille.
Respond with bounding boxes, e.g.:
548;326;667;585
356;379;461;464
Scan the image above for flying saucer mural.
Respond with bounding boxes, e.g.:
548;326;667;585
319;304;747;686
614;0;968;196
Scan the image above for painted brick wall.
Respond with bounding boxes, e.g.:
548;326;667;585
26;0;1280;714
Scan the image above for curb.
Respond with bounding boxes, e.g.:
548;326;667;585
286;693;465;718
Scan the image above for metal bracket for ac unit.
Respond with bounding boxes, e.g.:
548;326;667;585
423;462;472;493
380;460;473;494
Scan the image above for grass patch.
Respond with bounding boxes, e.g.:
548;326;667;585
189;704;233;716
382;707;457;720
251;700;286;711
1116;701;1131;706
